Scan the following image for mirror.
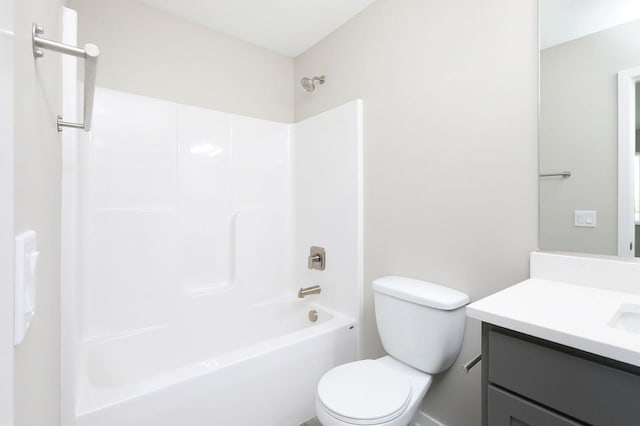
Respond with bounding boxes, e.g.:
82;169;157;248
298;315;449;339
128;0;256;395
539;0;640;256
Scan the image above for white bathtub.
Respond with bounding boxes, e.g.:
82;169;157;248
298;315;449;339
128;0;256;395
76;299;357;426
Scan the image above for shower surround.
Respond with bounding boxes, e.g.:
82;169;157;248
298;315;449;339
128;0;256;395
62;86;363;425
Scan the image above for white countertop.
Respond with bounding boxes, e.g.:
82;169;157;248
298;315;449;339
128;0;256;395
467;277;640;367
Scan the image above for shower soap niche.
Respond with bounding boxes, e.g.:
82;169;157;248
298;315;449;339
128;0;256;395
14;230;39;345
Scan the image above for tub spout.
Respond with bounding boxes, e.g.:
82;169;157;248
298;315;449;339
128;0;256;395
298;285;321;298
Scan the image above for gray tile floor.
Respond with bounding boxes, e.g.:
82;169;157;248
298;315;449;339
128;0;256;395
299;417;322;426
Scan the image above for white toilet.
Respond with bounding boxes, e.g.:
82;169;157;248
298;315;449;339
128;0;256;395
315;276;469;426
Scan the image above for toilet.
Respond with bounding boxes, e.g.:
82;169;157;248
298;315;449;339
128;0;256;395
315;276;469;426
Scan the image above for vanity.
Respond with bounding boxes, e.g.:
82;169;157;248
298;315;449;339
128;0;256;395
467;252;640;426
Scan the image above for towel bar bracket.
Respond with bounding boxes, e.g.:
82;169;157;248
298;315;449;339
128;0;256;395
32;23;99;132
32;23;86;59
32;24;44;58
57;115;84;132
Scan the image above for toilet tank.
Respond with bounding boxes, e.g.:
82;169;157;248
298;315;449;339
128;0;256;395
372;276;469;374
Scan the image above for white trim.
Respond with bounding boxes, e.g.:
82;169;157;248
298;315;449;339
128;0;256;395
60;7;78;426
617;67;640;257
412;410;446;426
355;99;364;359
0;0;14;423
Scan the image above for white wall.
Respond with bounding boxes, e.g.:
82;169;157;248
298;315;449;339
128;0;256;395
0;0;14;423
294;100;363;343
69;0;295;123
295;0;539;424
13;0;64;425
540;19;640;255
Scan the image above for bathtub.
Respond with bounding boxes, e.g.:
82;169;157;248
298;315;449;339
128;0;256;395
75;299;358;426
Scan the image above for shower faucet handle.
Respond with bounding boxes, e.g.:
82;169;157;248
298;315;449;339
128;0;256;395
308;246;326;270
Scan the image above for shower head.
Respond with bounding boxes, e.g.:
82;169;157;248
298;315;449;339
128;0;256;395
301;75;326;92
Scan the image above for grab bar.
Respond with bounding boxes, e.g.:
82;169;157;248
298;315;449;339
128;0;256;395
32;23;99;132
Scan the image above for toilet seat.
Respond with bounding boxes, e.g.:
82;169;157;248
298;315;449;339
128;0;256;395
317;360;413;425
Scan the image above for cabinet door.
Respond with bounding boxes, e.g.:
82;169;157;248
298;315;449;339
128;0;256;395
488;330;640;425
488;386;583;426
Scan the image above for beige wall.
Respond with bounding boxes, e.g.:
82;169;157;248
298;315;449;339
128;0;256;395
69;0;295;123
540;19;640;255
13;0;64;425
296;0;539;424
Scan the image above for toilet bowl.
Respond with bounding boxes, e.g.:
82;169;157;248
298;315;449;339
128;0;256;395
315;276;469;426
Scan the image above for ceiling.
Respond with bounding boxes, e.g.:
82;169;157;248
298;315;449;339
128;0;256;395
540;0;640;49
137;0;377;57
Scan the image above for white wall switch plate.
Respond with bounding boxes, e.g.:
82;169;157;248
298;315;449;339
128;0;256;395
574;210;597;228
14;230;39;345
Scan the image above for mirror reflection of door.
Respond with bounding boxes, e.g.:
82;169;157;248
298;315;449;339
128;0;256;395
635;82;640;256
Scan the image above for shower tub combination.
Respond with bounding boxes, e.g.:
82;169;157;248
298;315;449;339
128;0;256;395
61;13;363;424
63;87;363;426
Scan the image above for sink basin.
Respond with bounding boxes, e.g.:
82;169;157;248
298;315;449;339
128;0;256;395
609;304;640;334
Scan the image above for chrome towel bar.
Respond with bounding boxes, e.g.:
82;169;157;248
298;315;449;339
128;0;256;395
539;171;571;178
32;23;99;132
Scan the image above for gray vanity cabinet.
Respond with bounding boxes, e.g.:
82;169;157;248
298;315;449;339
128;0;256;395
481;323;640;426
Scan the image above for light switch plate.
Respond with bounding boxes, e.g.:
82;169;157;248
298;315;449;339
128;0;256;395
575;210;597;228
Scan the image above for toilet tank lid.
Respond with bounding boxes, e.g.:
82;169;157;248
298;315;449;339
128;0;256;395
372;276;469;310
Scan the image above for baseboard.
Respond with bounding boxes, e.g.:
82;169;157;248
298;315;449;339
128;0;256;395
412;410;446;426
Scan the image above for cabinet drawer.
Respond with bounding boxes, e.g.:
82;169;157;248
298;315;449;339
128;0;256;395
488;385;582;426
488;330;640;426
